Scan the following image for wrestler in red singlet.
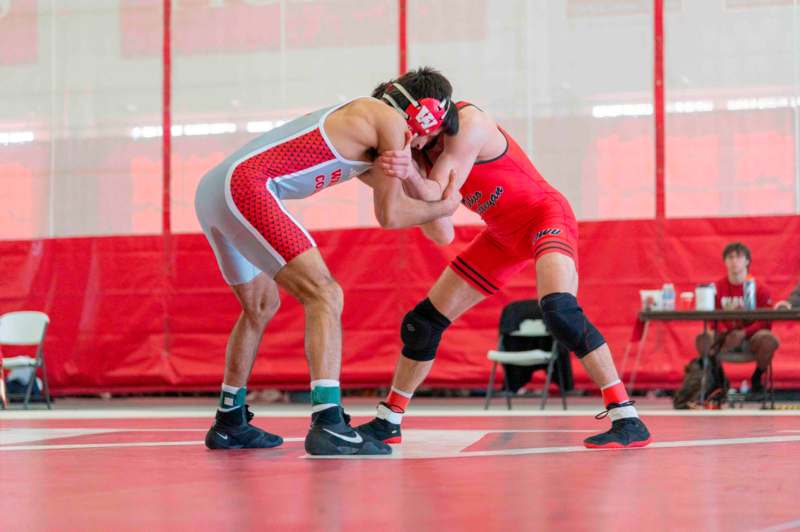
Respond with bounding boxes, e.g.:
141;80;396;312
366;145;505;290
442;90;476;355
419;102;579;296
359;74;651;451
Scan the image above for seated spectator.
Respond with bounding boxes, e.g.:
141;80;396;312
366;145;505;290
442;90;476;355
774;282;800;310
695;242;779;393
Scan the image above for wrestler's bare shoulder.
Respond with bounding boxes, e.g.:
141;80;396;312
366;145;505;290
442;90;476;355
325;98;403;162
457;104;498;134
328;97;398;129
453;104;505;160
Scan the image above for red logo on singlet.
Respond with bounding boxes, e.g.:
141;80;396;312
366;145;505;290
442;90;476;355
314;168;343;191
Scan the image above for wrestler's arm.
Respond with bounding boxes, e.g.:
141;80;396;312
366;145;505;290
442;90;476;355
376;133;445;204
360;168;460;228
404;155;455;245
380;117;488;244
400;159;443;201
425;118;487;191
360;112;461;228
401;152;439;200
379;113;488;196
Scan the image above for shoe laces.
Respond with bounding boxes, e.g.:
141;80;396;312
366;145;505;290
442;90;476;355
594;400;636;420
379;401;405;414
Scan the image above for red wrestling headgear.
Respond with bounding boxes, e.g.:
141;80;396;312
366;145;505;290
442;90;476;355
381;81;451;136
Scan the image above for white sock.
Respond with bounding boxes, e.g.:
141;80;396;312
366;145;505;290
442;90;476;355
376;402;404;425
608;406;638;421
600;379;638;420
311;379;340;387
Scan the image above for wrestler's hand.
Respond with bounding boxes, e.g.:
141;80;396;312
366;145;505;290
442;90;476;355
440;169;462;213
378;131;413;179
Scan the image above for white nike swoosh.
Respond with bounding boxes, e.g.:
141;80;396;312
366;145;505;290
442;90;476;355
215;432;229;440
322;428;363;444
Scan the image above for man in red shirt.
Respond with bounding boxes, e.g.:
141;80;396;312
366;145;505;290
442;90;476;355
695;242;780;392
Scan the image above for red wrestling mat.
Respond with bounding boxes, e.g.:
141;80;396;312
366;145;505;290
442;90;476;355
2;412;799;530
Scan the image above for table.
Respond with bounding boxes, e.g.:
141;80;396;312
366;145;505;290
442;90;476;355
622;309;800;407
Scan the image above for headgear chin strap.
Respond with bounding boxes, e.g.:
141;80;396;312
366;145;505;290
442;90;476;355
381;81;450;136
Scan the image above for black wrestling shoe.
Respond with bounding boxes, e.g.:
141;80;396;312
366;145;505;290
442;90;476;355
355;402;403;443
205;405;283;449
584;401;652;449
305;406;392;456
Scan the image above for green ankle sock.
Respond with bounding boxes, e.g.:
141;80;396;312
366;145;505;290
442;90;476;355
310;381;341;411
219;385;246;411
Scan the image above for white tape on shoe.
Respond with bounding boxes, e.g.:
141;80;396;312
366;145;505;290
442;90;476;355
608;405;639;421
377;403;404;425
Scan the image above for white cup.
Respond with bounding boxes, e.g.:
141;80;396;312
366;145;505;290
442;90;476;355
695;285;716;310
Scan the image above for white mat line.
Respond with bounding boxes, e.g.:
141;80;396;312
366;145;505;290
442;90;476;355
3;408;800;420
757;518;800;532
0;430;592;449
0;437;306;452
307;434;800;460
466;434;800;457
86;428;208;432
4;434;800;456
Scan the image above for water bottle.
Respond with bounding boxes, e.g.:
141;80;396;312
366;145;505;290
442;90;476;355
743;278;756;310
662;283;676;311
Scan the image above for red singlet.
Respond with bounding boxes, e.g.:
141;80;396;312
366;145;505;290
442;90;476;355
420;102;579;296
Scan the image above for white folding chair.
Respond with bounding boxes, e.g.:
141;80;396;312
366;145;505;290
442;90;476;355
0;311;52;409
484;318;566;410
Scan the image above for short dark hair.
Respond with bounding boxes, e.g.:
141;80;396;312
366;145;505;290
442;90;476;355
722;241;751;265
371;66;459;136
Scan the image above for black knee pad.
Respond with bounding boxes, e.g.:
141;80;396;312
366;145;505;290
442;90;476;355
400;298;451;361
540;292;605;359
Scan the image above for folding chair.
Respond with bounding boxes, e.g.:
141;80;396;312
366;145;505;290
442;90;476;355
0;311;52;409
484;299;568;410
718;351;774;410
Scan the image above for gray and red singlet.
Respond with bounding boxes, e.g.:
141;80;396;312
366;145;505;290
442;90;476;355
195;100;371;284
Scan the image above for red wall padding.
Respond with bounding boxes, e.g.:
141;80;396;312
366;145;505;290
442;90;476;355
1;216;798;394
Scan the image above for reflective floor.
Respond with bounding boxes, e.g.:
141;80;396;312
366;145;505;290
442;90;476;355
2;399;799;531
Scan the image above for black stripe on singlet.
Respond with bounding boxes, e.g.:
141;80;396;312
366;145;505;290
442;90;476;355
455;257;499;291
534;242;575;259
450;260;496;295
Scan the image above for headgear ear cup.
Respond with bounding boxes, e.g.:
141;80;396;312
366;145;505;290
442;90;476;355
381;81;450;136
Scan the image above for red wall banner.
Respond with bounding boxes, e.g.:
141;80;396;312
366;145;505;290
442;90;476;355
1;217;798;395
